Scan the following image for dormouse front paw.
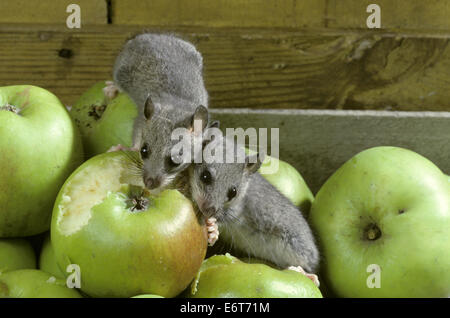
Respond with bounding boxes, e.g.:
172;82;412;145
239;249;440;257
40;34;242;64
103;81;120;100
107;144;139;153
287;265;320;287
107;144;128;152
206;217;219;246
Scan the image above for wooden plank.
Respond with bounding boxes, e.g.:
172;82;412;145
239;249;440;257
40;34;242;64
1;0;450;30
0;24;450;112
111;0;326;28
0;0;107;25
212;109;450;193
112;0;450;31
328;0;450;30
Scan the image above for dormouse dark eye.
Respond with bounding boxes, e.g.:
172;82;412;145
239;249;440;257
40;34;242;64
200;169;212;185
227;186;237;201
140;143;150;159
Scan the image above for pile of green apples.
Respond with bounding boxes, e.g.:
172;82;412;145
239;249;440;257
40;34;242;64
0;83;448;298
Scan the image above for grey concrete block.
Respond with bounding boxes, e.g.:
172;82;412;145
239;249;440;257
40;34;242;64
211;109;450;193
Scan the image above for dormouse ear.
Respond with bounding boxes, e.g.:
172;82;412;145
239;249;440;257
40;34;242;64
208;120;220;129
245;151;265;174
191;105;209;132
144;95;158;120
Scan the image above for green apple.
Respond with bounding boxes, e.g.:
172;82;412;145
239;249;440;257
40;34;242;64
259;155;314;213
245;148;314;211
310;146;450;297
0;269;82;298
187;254;322;298
447;175;450;197
51;151;207;298
39;234;65;279
0;239;36;273
70;81;137;158
132;294;164;298
0;85;84;237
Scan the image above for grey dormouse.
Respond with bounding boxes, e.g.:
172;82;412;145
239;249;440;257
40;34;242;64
188;133;321;283
111;33;210;191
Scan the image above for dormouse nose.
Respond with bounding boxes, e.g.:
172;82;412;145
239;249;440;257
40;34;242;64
144;176;161;189
202;205;217;217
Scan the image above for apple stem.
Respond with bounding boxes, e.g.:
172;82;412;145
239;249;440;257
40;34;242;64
130;197;149;212
126;185;150;212
0;103;20;114
365;223;382;241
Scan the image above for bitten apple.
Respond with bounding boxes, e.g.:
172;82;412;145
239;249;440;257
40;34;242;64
187;254;322;298
51;151;207;298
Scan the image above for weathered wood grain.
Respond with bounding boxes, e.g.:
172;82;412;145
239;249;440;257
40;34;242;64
112;0;450;31
212;109;450;193
0;24;449;111
328;0;450;30
111;0;326;28
0;0;107;25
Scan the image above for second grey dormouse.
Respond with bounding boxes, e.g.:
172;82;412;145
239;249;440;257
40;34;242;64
188;133;321;286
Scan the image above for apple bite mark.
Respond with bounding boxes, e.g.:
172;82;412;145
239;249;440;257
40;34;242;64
287;266;320;287
56;157;143;236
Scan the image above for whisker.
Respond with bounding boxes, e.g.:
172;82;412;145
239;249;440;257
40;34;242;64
119;150;143;168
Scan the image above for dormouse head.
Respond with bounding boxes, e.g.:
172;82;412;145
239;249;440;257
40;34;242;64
190;136;264;220
138;96;210;191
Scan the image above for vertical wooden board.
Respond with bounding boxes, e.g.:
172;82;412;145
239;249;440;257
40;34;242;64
111;0;326;28
328;0;450;30
0;0;107;25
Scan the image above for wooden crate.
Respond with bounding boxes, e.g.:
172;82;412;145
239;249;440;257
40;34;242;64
0;0;450;111
212;109;450;193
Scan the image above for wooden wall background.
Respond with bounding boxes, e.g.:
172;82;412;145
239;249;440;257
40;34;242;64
0;0;450;111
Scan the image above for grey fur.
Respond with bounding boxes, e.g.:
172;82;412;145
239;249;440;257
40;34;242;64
114;33;208;108
113;33;209;190
189;135;320;273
